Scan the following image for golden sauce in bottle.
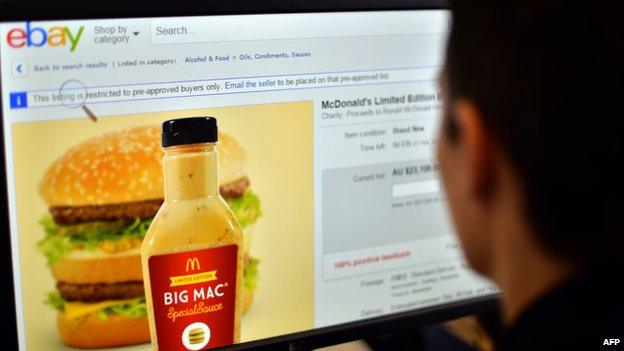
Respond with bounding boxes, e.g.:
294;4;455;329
141;117;244;350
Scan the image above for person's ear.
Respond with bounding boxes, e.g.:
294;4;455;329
453;99;495;199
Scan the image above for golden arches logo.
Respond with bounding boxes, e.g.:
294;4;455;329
185;257;201;272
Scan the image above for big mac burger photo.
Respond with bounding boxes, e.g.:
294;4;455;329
37;125;261;348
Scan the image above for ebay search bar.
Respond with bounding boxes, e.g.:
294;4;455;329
150;11;448;44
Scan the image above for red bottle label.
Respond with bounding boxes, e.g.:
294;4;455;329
148;245;238;350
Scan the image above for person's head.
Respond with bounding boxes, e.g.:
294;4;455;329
438;0;623;277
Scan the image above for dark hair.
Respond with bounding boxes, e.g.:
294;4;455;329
445;0;624;266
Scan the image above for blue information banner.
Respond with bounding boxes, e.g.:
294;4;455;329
9;92;28;109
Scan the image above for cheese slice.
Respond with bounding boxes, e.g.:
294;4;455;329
63;298;140;320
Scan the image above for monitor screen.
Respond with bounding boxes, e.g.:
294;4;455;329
0;9;497;350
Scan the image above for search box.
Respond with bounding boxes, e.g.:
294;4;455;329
392;180;440;198
150;11;448;44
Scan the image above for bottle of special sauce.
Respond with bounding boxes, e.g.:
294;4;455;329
141;117;244;351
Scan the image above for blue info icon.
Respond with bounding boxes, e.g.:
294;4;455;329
9;92;28;109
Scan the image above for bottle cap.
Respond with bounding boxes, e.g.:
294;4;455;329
162;117;218;147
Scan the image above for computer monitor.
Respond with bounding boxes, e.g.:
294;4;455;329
0;1;499;350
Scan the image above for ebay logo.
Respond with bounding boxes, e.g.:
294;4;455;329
6;22;84;52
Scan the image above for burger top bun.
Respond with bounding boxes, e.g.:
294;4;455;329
40;125;246;207
217;131;247;186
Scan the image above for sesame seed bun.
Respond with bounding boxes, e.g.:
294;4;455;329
57;313;149;348
217;131;247;186
39;125;247;207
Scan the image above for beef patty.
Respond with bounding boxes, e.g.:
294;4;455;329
51;199;163;225
58;280;144;302
50;177;250;224
219;176;249;199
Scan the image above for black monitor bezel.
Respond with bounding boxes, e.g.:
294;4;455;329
0;1;500;350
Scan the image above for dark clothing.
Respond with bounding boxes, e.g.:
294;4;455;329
496;265;624;351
